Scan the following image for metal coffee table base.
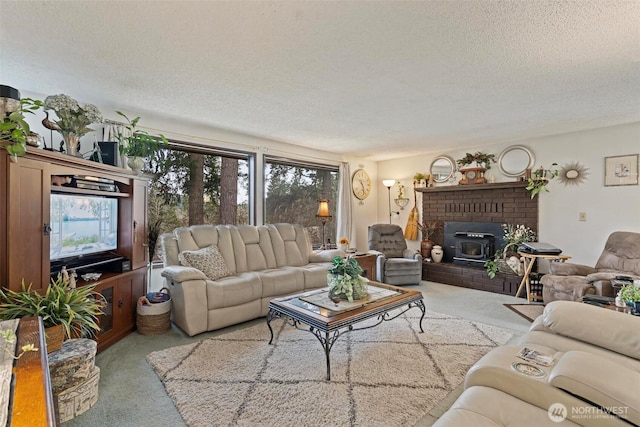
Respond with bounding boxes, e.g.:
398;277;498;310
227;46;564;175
266;300;425;380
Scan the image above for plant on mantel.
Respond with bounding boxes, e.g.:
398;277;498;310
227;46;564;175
526;163;559;198
456;151;496;170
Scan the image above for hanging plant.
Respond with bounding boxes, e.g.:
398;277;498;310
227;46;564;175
526;163;559;198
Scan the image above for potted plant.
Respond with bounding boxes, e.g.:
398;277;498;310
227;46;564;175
1;96;44;162
417;220;443;258
114;111;169;173
43;94;102;157
456;151;496;170
0;275;106;352
619;284;640;312
327;256;368;303
526;164;559;198
485;224;536;278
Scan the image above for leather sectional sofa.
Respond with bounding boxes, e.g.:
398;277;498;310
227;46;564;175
160;223;342;336
434;301;640;426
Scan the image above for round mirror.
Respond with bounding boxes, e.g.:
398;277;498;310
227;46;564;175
430;155;456;183
498;145;535;177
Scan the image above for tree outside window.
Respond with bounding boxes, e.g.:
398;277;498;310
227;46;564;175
264;158;339;248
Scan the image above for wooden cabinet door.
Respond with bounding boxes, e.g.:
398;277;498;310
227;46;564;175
130;179;148;270
6;157;50;293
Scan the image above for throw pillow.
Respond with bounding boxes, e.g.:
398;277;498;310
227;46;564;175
179;245;230;281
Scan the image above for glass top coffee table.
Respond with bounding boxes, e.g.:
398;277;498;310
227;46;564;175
266;281;425;380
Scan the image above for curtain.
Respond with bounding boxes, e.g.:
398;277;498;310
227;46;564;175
336;162;353;248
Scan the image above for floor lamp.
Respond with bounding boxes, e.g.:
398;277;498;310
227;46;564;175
382;179;397;223
316;199;333;249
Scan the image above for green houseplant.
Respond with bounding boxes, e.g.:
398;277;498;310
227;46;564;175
485;224;536;278
526;164;559;198
1;97;44;161
0;275;106;342
619;284;640;311
327;256;368;303
456;151;496;170
114;111;169;173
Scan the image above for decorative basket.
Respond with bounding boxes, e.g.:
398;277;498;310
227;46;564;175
136;287;171;335
496;243;521;275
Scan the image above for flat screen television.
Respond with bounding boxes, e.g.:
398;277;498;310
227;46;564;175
50;193;118;262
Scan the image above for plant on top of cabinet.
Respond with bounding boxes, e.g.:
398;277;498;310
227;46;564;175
114;111;169;173
1;90;44;161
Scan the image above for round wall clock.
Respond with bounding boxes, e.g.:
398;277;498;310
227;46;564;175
352;168;372;200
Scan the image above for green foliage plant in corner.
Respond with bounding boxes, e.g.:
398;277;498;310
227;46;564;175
0;275;106;339
1;97;44;161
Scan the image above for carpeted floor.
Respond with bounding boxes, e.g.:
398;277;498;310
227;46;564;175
504;303;545;322
147;309;512;427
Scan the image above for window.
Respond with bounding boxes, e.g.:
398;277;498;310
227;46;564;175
264;156;339;248
143;141;253;259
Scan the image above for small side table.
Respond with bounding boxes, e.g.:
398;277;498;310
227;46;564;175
516;252;571;303
349;253;377;281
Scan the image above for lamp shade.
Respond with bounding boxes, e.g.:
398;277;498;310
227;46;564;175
382;179;396;188
316;199;332;218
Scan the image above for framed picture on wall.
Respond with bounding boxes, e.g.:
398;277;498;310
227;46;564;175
604;154;639;186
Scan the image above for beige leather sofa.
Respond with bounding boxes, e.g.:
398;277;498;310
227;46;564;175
160;223;341;336
435;301;640;426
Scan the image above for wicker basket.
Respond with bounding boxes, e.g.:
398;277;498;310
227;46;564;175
496;243;522;275
136;288;171;335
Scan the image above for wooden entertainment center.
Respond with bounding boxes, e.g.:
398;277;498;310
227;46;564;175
0;147;149;351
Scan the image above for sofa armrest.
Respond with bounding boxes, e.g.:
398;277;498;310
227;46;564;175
402;249;422;260
161;265;207;282
550;351;640;425
548;262;597;276
308;249;345;263
542;301;640;360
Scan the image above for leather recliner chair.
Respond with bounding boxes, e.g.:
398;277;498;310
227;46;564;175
541;231;640;303
367;224;422;286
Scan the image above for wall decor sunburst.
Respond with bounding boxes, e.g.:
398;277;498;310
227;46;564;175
558;161;589;186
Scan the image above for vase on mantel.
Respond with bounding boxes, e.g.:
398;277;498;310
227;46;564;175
61;131;81;157
421;239;435;259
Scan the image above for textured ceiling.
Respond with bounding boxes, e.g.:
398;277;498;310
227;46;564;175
1;1;638;161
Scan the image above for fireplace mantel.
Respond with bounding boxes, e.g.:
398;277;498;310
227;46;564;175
415;181;528;193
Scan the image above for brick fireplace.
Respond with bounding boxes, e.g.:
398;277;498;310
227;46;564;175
416;182;537;295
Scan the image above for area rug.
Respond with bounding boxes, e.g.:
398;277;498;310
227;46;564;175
147;309;512;427
504;303;545;322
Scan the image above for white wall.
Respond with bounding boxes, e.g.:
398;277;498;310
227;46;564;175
378;122;640;266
